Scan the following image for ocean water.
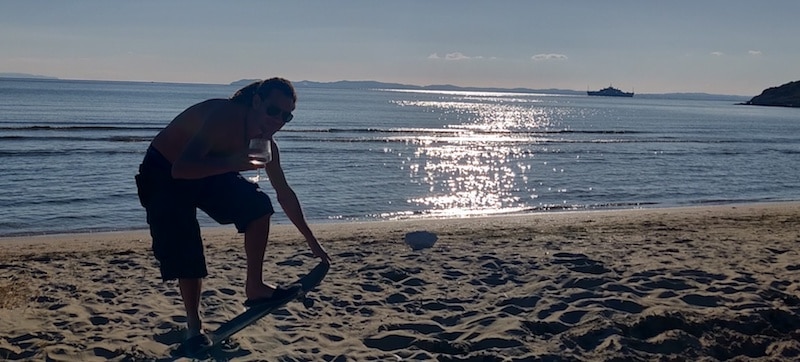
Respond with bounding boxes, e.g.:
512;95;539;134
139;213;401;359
1;78;798;237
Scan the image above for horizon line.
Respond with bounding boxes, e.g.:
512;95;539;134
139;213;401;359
0;73;754;98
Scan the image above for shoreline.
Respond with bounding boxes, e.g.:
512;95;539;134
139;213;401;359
3;200;798;246
2;200;800;360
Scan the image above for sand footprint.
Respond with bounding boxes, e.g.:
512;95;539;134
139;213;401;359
680;294;720;307
495;295;539;319
551;252;612;275
562;276;611;290
363;332;472;356
152;323;184;346
521;319;569;339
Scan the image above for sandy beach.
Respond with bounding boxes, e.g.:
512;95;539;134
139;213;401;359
1;202;800;361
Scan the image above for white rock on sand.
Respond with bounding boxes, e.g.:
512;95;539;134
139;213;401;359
404;230;438;250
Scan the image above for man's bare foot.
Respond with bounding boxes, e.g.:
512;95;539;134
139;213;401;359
245;282;276;301
186;315;202;339
182;328;210;357
185;325;202;340
243;283;303;307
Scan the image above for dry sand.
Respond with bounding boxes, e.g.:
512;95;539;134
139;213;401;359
1;202;800;361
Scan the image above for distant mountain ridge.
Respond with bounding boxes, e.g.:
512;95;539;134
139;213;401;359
230;79;748;101
0;72;59;80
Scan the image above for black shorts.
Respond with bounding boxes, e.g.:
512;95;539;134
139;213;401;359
135;146;274;280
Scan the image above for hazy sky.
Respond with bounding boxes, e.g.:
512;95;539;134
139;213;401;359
1;1;798;95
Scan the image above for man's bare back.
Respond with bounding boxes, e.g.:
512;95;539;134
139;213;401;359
151;99;252;165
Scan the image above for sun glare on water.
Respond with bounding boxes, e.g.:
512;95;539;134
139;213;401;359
393;93;557;218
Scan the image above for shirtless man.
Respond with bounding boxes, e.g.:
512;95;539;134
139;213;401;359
135;77;330;342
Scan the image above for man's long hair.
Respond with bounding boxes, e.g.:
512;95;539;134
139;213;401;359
231;77;297;106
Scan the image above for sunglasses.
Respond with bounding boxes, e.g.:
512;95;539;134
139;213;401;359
266;105;293;123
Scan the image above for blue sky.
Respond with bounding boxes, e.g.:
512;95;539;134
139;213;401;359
1;1;798;95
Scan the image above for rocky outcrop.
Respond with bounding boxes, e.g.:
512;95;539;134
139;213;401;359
744;80;800;108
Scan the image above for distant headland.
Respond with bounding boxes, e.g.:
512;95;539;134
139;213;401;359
229;79;748;102
0;75;749;102
0;72;59;80
742;80;800;108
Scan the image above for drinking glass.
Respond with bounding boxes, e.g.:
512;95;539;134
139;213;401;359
248;138;271;182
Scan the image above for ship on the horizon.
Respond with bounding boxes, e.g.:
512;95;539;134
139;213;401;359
587;85;634;97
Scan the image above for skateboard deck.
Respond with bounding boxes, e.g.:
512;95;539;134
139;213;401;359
176;261;330;358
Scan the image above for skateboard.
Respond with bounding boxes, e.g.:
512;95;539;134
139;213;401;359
174;261;330;358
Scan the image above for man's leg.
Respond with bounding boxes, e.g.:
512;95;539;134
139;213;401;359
244;214;275;300
197;172;277;302
150;210;208;339
179;278;203;336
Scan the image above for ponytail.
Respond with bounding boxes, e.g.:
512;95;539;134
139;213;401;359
230;78;296;106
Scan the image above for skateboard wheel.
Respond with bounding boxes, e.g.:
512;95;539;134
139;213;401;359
303;298;314;308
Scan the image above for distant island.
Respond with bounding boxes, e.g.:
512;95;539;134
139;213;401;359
743;80;800;108
230;79;262;86
0;72;59;80
229;79;748;102
231;78;587;96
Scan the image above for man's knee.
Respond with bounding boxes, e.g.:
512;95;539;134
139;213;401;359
245;213;271;232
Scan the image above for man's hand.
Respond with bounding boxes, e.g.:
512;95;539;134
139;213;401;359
227;152;263;173
307;237;331;264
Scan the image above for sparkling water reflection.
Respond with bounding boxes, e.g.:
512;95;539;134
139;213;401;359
393;91;567;217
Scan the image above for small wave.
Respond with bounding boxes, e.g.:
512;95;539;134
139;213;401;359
0;135;152;142
0;125;163;131
285;127;463;134
525;202;659;212
85;129;763;148
771;149;800;155
688;198;784;206
0;149;145;157
1;125;642;139
556;130;643;134
359;202;660;221
284;127;643;135
2;196;94;208
290;135;748;146
107;136;152;142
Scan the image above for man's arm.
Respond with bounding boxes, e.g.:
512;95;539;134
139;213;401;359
265;142;314;239
266;142;330;262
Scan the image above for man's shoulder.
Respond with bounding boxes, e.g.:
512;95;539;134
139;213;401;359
197;98;236;110
193;99;245;121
